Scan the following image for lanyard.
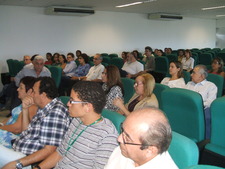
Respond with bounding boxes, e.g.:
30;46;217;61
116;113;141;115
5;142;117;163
64;116;103;155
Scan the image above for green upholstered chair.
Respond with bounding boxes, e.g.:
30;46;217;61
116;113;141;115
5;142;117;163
206;73;224;98
186;165;224;169
101;53;109;57
14;60;24;75
166;54;178;63
6;59;14;77
101;109;125;134
203;97;225;166
198;53;213;65
153;83;169;109
110;57;124;69
217;52;225;63
49;66;62;88
121;78;135;104
155;56;169;76
183;71;191;84
169;132;199;169
59;96;70;106
101;62;108;67
108;53;118;59
161;88;205;143
102;56;111;64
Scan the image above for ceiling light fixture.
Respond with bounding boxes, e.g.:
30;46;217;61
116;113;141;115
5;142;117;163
202;5;225;10
116;0;156;8
216;14;225;17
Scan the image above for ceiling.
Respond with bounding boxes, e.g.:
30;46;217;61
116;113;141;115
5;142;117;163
0;0;225;19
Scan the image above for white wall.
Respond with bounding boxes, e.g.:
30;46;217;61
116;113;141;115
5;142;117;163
0;5;216;89
216;18;225;48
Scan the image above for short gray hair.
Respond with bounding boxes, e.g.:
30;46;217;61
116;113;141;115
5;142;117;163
195;64;208;78
34;55;44;62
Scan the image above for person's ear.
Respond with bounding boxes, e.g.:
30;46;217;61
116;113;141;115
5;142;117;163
146;145;159;158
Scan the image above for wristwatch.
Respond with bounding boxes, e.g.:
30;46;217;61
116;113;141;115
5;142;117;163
16;160;23;169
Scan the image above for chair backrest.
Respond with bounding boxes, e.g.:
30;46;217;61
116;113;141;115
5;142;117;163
153;83;169;109
199;53;213;65
121;78;135;104
102;56;111;64
6;59;14;77
205;97;225;156
59;96;70;106
14;60;24;75
185;165;224;169
101;109;125;134
183;71;191;84
155;56;169;75
108;53;118;58
110;57;124;69
206;73;224;98
166;54;178;63
169;131;199;169
49;66;62;88
161;88;205;142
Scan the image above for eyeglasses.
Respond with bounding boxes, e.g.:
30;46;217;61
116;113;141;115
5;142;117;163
134;82;143;87
120;123;151;150
212;61;219;64
120;124;142;146
69;99;89;104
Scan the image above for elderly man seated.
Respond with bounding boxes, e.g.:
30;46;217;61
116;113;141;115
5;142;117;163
104;107;178;169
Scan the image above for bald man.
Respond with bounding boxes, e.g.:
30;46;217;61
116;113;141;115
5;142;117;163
104;107;178;169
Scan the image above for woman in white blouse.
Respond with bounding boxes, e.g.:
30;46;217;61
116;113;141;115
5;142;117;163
161;61;186;88
181;49;194;72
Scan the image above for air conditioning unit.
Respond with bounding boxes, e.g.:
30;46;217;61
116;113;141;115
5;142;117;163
45;6;95;16
148;13;183;21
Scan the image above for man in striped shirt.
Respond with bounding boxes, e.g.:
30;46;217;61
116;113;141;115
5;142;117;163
35;81;118;169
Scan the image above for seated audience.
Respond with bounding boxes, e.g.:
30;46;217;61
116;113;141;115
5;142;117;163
114;73;158;116
0;77;71;168
51;52;60;66
121;52;144;78
153;48;159;56
81;53;105;82
0;76;37;149
208;57;225;78
34;81;118;169
44;52;52;65
23;55;31;65
104;107;178;169
161;61;185;88
185;65;217;139
102;65;124;111
71;53;90;80
165;48;173;55
181;49;194;72
58;54;67;69
133;50;140;60
62;52;77;77
177;49;185;62
142;46;155;72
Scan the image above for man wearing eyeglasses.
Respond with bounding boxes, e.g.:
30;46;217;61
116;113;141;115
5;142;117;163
34;81;118;169
104;107;178;169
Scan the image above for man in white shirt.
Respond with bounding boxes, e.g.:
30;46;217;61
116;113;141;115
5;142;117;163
121;52;144;79
186;64;217;139
104;107;178;169
81;53;104;82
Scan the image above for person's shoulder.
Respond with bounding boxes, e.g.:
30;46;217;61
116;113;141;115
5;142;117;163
97;117;118;135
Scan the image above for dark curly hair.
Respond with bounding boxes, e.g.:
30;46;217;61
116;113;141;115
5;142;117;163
36;77;58;99
72;81;106;114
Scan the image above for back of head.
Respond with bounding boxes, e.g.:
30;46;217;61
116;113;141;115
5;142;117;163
72;81;106;114
36;77;58;99
128;107;172;154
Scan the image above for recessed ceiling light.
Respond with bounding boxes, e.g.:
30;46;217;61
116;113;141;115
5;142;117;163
216;14;225;17
202;6;225;10
116;0;156;8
